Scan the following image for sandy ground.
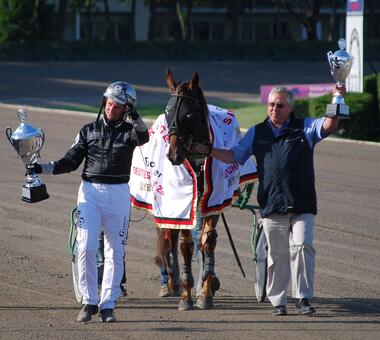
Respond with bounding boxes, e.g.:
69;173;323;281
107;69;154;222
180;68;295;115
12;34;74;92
0;61;380;339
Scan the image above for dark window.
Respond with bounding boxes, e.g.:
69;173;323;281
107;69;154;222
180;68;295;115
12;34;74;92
193;21;210;42
211;22;224;41
255;20;272;40
117;18;133;40
241;21;254;41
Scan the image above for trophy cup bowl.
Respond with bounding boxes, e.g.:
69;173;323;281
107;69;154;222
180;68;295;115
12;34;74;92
326;38;354;119
5;109;49;203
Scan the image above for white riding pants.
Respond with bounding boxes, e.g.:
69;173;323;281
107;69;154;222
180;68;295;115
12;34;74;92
76;181;130;310
262;213;315;307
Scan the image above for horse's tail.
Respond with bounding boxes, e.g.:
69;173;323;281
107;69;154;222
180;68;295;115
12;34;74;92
154;227;170;268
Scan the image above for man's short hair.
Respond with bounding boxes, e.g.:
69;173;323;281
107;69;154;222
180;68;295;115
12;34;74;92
268;86;294;106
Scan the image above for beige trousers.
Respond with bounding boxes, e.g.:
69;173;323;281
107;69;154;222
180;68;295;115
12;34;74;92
262;213;315;307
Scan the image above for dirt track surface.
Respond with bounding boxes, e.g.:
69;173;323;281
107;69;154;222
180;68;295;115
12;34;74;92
1;61;380;339
1;105;380;340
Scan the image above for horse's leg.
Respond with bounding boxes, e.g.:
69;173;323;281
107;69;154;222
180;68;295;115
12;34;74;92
156;227;172;297
193;209;203;298
178;229;194;310
196;215;220;310
167;230;180;296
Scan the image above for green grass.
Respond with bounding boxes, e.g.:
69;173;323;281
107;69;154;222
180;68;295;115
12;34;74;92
49;102;267;129
219;102;267;128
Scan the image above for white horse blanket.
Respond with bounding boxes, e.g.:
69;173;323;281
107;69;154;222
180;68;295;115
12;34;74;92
130;104;257;229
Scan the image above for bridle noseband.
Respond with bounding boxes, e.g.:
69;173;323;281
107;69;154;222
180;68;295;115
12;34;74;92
166;86;203;151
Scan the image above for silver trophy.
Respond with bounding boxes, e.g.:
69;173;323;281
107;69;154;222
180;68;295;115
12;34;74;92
5;109;49;203
326;38;354;119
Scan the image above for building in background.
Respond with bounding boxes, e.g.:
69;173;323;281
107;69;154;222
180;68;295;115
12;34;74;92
40;0;379;43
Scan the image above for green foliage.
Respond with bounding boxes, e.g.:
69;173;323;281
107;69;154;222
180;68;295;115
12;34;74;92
378;73;380;114
363;73;379;128
0;0;38;43
293;99;310;118
363;73;378;97
310;92;379;141
309;94;331;118
367;40;380;62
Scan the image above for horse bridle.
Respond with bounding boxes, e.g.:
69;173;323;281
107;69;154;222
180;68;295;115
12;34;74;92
166;85;204;151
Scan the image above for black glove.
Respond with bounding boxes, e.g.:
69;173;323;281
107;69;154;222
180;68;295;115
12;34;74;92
126;107;139;121
26;163;42;175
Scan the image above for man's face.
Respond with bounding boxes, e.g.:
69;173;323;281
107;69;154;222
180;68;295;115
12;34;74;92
105;98;125;121
267;92;293;128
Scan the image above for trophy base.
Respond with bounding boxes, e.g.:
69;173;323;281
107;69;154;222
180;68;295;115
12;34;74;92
326;103;350;119
21;184;49;203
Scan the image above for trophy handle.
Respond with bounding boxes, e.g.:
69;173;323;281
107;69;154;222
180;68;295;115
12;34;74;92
327;51;333;69
5;127;13;143
5;127;16;151
39;129;45;148
35;129;45;156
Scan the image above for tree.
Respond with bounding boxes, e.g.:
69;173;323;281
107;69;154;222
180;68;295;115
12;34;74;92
275;0;321;41
130;0;136;41
0;0;38;42
69;0;97;40
175;0;186;40
148;0;157;41
102;0;113;40
56;0;68;40
226;0;244;42
185;0;192;41
327;0;345;42
120;0;136;41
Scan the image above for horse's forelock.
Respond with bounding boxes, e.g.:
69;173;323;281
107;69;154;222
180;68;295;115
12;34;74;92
166;77;210;165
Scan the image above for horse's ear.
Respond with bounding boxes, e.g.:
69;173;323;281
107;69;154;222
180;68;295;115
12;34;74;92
189;72;199;91
166;68;176;92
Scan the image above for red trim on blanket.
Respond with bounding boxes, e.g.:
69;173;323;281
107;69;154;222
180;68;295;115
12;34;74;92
203;197;233;214
239;172;258;183
153;216;193;225
201;165;257;216
130;196;152;210
132;160;198;227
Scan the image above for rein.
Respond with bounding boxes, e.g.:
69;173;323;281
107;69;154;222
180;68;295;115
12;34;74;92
167;89;206;152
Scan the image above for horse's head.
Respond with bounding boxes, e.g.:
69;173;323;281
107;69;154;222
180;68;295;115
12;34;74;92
165;69;210;165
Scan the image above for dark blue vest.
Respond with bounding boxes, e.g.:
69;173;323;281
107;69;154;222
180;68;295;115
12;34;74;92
253;115;317;218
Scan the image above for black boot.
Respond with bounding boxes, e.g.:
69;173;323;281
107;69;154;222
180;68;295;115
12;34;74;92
296;298;316;315
77;304;98;322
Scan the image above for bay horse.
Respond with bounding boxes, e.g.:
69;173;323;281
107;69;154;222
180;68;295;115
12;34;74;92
155;69;221;310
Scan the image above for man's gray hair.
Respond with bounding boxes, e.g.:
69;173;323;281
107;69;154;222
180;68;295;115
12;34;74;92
268;86;294;106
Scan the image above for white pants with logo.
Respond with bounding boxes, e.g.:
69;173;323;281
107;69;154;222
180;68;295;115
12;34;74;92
76;181;130;310
262;213;315;307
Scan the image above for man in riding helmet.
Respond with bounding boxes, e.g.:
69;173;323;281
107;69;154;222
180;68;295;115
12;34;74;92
27;81;149;322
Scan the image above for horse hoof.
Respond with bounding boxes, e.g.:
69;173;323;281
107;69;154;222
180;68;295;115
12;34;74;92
171;285;182;297
178;297;193;311
196;295;214;310
211;276;220;296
